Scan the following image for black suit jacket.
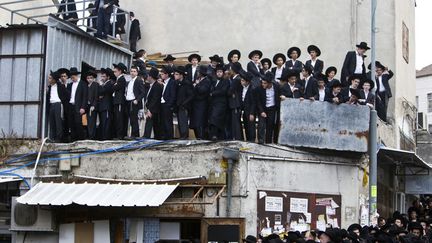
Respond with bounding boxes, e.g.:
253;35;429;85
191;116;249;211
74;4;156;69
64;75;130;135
255;82;281;115
88;82;100;110
162;78;177;109
94;0;114;13
247;61;264;79
305;59;324;75
67;80;88;112
98;80;114;112
186;64;199;83
113;75;126;105
300;77;319;99
129;19;141;41
46;81;70;111
127;77;145;108
228;74;242;109
241;85;255;116
145;82;163;114
285;60;303;73
341;51;366;86
57;0;78;21
271;66;285;80
176;79;194;110
375;71;393;98
359;90;375;105
324;90;344;104
114;9;126;34
280;83;302;99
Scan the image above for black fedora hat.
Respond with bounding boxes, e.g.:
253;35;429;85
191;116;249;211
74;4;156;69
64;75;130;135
188;53;201;63
287;47;301;58
231;62;243;74
149;67;159;79
243;235;257;243
69;67;81;75
248;50;263;59
315;73;326;82
239;71;253;82
85;70;97;78
57;68;70;77
113;62;128;73
198;65;208;76
228;49;241;61
273;53;286;65
362;79;375;90
163;54;176;62
307;44;321;56
174;66;187;76
350;88;361;98
138;68;148;78
262;72;274;82
348;74;363;83
260;58;272;68
356;41;370;50
209;54;223;64
281;69;299;81
325;66;337;76
348;223;362;233
367;61;385;70
215;64;226;72
161;65;173;75
331;81;343;89
50;70;60;80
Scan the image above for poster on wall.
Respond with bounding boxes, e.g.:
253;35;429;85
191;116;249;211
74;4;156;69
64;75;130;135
265;196;283;212
290;198;308;213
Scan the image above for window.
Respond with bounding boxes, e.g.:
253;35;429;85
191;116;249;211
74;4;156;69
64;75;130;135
428;93;432;112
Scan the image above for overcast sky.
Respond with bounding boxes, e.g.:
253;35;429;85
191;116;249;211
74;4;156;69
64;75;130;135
416;0;432;70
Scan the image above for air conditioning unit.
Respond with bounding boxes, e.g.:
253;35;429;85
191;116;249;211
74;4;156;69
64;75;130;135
417;112;428;131
10;197;56;231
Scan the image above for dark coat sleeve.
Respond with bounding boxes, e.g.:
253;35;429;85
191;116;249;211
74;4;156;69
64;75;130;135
134;78;146;101
247;61;263;78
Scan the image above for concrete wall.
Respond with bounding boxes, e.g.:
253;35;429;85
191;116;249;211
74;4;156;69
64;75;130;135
416;75;432;129
46;140;366;235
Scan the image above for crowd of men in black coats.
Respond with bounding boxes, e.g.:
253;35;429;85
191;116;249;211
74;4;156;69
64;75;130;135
46;41;393;143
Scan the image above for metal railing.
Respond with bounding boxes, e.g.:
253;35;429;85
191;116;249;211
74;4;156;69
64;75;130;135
0;0;130;46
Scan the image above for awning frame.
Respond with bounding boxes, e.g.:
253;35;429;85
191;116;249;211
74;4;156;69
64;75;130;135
378;146;431;176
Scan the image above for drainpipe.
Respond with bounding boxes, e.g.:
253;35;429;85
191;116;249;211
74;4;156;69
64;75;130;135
222;148;239;217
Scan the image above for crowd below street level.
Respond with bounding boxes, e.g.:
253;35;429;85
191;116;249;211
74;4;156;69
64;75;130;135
240;199;432;243
46;41;394;143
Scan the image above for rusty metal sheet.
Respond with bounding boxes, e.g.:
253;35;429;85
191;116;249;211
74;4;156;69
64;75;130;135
279;99;370;152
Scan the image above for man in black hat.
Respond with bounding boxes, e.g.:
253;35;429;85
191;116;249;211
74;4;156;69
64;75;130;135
112;62;127;139
341;74;362;103
57;68;72;141
271;53;286;81
341;41;370;86
186;54;201;83
243;235;257;243
57;0;79;25
247;50;264;88
325;66;340;90
346;88;361;105
325;82;344;104
226;49;241;71
261;58;272;74
208;54;223;77
174;66;193;139
208;64;229;140
47;71;69;142
305;45;324;75
256;72;280;144
143;67;163;139
227;62;243;140
86;3;97;33
369;61;393;122
359;79;375;107
239;71;256;142
86;70;99;139
133;49;146;72
98;68;114;140
280;70;302;99
159;66;177;139
67;67;88;141
129;11;141;52
163;55;176;68
125;66;145;138
94;0;114;38
110;0;125;39
191;65;211;139
286;47;303;77
299;66;318;100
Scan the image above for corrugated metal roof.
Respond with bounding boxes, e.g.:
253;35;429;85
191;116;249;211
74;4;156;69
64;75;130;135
417;64;432;78
17;182;178;207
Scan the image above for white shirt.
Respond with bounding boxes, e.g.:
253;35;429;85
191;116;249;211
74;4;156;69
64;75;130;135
319;88;325;101
310;59;316;67
161;78;170;103
110;7;117;24
50;84;61;103
69;81;78;104
242;85;249;102
275;67;283;80
354;51;363;74
255;63;260;72
378;75;386;92
191;65;197;80
266;86;275;107
304;76;310;89
126;77;136;101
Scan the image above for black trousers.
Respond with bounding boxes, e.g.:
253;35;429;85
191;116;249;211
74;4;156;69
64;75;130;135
230;108;242;140
68;104;85;141
126;101;140;137
96;8;110;38
159;103;174;140
377;91;389;122
62;102;71;142
143;113;160;139
177;107;189;139
242;112;256;142
130;39;137;53
113;104;125;139
99;110;112;140
87;109;98;140
48;102;63;142
209;125;225;140
258;106;277;144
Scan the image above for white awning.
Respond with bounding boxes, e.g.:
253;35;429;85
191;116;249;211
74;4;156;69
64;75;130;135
17;182;178;207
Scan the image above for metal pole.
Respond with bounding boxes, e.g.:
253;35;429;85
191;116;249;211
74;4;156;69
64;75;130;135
226;159;233;217
369;0;378;226
82;0;86;28
111;6;116;38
